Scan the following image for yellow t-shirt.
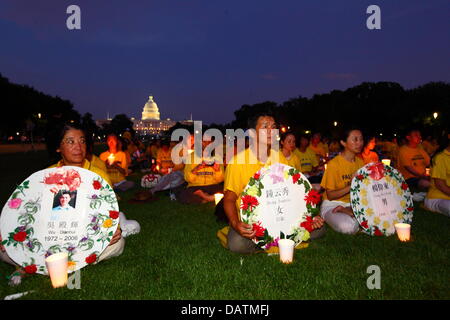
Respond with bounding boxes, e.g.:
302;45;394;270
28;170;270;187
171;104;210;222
421;141;438;156
99;151;128;185
282;151;301;171
358;151;379;165
90;154;108;173
224;148;288;214
320;154;365;203
309;142;327;159
397;145;430;180
156;148;174;170
184;153;224;187
293;147;319;173
48;159;112;187
427;149;450;200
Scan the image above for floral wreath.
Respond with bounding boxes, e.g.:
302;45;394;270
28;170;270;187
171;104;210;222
350;162;414;236
239;163;321;250
1;167;119;275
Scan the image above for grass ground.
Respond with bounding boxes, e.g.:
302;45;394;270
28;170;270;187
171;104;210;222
0;150;449;300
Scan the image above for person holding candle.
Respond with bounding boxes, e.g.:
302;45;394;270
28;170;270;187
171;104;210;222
357;135;379;164
176;134;225;204
424;134;450;217
221;111;325;254
100;133;135;192
320;127;365;234
396;128;430;191
156;140;175;175
293;135;321;183
309;132;328;162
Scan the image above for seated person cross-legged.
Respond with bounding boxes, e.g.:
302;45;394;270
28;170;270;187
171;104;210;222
0;123;124;285
396;129;430;192
176;137;225;204
424;135;450;217
100;133;135;192
222;112;325;254
320;128;365;235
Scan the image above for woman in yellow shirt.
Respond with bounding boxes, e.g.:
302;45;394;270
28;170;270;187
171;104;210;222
1;123;124;285
100;134;135;192
424;135;450;217
293;135;321;183
177;137;225;204
320;128;365;234
280;132;301;171
357;136;379;164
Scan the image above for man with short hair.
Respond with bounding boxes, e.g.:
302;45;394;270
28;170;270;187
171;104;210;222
397;129;430;191
221;111;325;254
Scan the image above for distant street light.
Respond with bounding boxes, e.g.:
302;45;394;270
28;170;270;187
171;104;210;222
333;121;338;127
433;112;438;119
38;113;41;119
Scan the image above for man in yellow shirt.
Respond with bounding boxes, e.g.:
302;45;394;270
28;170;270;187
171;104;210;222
222;112;324;253
424;136;450;216
397;129;430;191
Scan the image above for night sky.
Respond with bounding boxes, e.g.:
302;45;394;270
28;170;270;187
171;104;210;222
0;0;449;124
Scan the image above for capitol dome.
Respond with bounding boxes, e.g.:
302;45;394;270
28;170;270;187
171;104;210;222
141;95;160;120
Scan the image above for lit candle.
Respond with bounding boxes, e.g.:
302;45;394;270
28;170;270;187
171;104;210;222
107;153;115;165
324;164;327;171
381;159;391;166
425;168;430;176
394;223;411;242
214;193;224;205
45;252;68;288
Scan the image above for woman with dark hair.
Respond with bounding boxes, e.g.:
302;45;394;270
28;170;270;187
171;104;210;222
320;127;365;234
424;133;450;217
100;133;135;192
293;134;320;182
280;131;301;171
1;122;124;285
358;135;379;164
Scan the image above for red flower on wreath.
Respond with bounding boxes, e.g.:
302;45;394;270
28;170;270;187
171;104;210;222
300;216;314;233
241;195;259;211
93;180;102;190
24;264;37;274
253;172;260;180
252;222;266;238
361;220;369;229
85;254;97;264
369;163;385;181
13;231;27;242
292;173;301;184
109;210;120;219
407;207;414;212
356;174;364;181
373;227;383;236
304;190;321;206
401;183;409;191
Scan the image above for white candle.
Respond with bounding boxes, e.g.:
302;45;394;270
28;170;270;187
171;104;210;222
107;153;115;165
381;159;391;166
394;223;411;242
214;193;224;205
45;252;68;288
278;239;295;264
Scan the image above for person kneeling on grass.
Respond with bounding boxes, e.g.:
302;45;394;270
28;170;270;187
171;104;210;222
320;127;365;235
176;135;225;204
220;111;325;254
0;123;124;286
424;133;450;217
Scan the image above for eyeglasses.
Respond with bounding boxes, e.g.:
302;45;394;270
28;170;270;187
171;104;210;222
62;138;86;146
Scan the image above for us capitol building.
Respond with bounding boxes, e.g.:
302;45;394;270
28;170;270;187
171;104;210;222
97;95;194;135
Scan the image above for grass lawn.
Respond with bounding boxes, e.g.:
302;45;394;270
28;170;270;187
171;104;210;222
0;150;449;300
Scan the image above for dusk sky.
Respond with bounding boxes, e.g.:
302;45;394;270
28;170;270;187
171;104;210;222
0;0;449;124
